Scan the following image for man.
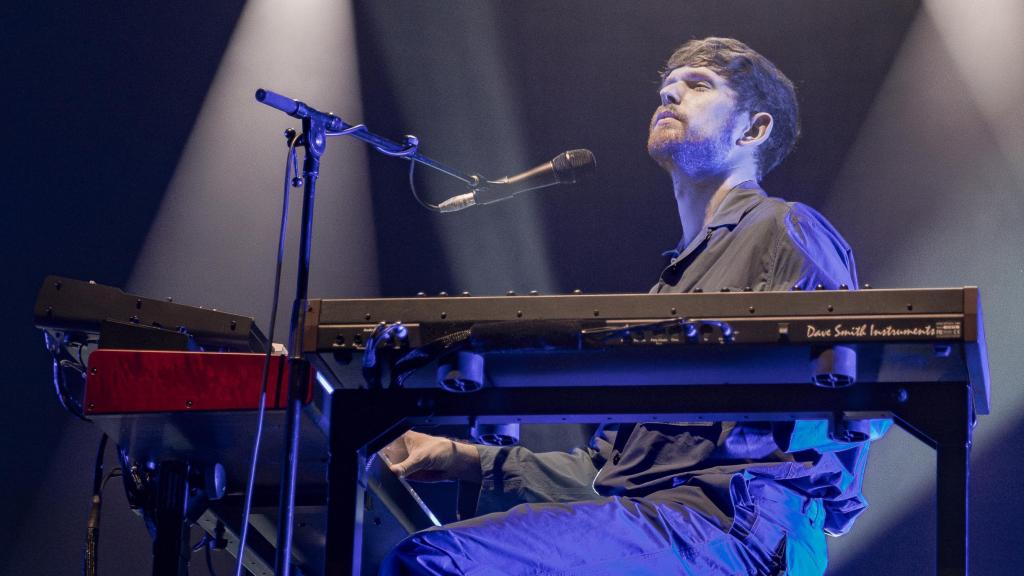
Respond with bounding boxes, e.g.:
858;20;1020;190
379;37;889;575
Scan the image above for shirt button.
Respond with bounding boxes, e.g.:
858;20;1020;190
612;454;621;465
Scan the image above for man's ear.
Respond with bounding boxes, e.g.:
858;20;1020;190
738;112;773;147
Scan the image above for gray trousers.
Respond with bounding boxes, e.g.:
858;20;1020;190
381;479;827;576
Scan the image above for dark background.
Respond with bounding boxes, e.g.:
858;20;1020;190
4;0;1022;574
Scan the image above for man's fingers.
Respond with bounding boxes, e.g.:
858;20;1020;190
389;450;427;478
382;437;410;464
383;431;458;481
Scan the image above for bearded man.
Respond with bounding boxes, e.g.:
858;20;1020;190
379;37;890;576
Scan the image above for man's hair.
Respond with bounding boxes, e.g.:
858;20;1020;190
662;37;800;178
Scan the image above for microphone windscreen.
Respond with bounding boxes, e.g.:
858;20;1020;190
551;149;596;183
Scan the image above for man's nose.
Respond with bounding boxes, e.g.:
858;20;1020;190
660;85;680;106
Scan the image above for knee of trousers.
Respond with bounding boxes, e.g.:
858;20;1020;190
379;529;463;576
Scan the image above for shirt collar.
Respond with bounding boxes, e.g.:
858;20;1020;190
662;181;767;258
705;180;766;230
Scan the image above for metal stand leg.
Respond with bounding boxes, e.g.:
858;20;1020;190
325;396;410;575
935;382;972;576
152;461;191;576
894;381;973;576
936;440;970;576
325;441;366;576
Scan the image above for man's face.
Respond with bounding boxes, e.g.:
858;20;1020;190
647;66;744;176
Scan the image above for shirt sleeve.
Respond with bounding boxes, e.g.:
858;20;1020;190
474;425;618;515
766;202;891;535
778;441;888;537
769;202;858;291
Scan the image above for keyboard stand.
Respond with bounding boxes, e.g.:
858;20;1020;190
323;379;972;575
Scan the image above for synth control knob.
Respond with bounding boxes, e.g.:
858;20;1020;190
815;284;825;290
205;463;227;501
507;290;516;296
437;351;485;393
439;291;448;296
811;345;857;387
471;423;520;446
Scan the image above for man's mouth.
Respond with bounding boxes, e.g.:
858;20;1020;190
653;109;683;126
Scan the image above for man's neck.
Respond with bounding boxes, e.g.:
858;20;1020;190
671;170;758;247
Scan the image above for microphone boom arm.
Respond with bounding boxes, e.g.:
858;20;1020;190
256;89;595;214
256;88;481;187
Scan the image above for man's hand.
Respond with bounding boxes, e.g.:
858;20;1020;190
380;430;482;483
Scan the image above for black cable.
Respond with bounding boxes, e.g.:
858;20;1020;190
324;121;485;211
406;159;443;212
72;337;98;369
116;445;146;508
192;533;211;552
233;132;298;576
205;538;219;576
325;125;442;212
186;534;221;576
360;322;410;389
44;332;90;422
53;359;89;421
83;434;108;576
91;434;108;499
101;469;122;492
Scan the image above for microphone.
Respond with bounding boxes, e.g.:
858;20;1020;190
438;149;596;213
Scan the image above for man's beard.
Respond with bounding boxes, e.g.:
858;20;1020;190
647;119;734;177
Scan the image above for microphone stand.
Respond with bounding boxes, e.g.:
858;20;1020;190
255;88;479;576
274;113;323;576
